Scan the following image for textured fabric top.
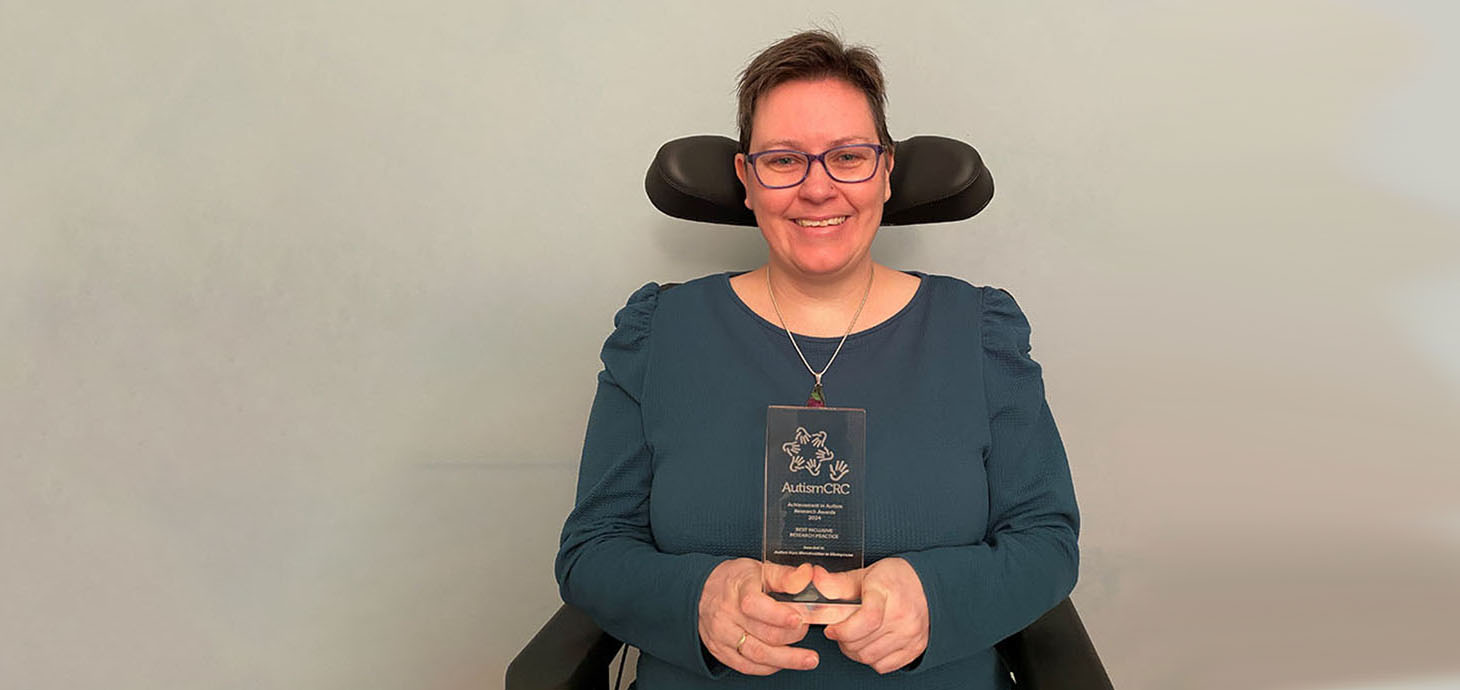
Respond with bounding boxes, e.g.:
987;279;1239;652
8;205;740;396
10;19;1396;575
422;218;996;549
555;272;1079;690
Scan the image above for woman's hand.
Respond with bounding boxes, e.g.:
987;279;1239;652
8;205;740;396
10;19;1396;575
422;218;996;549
822;557;929;674
698;559;820;675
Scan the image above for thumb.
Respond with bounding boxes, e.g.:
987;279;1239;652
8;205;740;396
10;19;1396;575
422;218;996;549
764;562;814;595
811;565;862;601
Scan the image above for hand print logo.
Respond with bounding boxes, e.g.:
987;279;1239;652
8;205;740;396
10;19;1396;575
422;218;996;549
781;427;850;481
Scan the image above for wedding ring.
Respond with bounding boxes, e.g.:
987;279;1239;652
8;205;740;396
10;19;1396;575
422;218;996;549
735;631;749;654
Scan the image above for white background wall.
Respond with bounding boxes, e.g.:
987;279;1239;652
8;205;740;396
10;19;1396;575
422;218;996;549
3;1;1458;689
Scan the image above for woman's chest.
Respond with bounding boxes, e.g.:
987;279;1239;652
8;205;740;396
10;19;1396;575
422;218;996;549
643;363;993;559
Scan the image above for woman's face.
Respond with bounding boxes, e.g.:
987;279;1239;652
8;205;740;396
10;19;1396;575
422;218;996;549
735;78;893;280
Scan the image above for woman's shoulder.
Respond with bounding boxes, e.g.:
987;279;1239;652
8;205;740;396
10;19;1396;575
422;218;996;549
904;273;1033;349
649;272;729;299
607;282;662;337
605;272;732;336
610;271;1030;335
905;272;1021;311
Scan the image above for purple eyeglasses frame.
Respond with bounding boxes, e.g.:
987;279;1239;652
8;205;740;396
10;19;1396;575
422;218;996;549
744;143;887;189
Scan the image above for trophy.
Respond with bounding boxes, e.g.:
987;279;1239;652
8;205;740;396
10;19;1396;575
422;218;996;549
763;405;866;625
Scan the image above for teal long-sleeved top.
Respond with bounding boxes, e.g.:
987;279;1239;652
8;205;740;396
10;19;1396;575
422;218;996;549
555;272;1079;690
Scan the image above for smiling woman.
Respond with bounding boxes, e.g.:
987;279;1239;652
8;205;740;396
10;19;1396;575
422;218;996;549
734;78;892;285
555;29;1081;689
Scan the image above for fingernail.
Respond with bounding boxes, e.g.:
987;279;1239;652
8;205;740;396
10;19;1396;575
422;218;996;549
803;654;818;669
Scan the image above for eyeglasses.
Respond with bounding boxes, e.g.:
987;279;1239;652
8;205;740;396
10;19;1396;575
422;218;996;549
745;144;887;189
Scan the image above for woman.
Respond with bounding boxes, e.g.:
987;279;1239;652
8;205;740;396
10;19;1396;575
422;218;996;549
556;30;1079;689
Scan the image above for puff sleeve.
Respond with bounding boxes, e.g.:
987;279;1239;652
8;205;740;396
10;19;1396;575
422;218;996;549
554;284;732;678
897;287;1081;673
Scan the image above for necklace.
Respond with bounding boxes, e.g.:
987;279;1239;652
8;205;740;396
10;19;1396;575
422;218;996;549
766;263;874;407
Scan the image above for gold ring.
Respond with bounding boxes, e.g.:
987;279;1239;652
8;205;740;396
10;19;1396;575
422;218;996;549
735;631;749;654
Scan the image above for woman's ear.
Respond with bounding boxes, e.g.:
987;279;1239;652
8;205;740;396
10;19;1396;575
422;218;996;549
734;153;753;209
883;150;894;202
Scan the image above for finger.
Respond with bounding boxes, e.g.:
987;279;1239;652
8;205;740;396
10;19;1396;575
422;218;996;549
711;561;764;615
836;627;892;663
758;562;791;589
763;562;813;595
824;588;885;643
837;623;893;657
742;616;810;646
870;646;925;675
738;634;819;672
717;645;782;677
784;562;813;593
728;560;767;593
810;565;861;600
740;589;804;628
702;626;780;676
702;616;751;661
759;562;791;594
846;628;905;662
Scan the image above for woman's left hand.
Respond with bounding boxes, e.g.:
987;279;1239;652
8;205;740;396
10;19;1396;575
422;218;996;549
821;557;929;674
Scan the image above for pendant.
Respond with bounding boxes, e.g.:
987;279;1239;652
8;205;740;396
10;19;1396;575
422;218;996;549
805;381;825;407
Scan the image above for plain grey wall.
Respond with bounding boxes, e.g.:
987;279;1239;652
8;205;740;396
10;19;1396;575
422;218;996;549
4;1;1458;689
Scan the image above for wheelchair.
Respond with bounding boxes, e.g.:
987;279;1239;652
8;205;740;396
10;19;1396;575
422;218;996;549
507;135;1114;690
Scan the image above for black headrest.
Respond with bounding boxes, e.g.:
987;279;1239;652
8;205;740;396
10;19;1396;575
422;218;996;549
644;135;994;226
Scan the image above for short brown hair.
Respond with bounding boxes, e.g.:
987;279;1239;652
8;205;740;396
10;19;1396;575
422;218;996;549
736;30;893;154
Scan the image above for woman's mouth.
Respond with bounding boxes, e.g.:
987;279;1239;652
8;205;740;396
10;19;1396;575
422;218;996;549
795;216;849;228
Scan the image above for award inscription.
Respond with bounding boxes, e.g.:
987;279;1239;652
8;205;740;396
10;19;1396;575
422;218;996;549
763;405;865;624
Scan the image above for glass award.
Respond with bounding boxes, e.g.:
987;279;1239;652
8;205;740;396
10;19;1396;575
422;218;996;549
763;405;866;625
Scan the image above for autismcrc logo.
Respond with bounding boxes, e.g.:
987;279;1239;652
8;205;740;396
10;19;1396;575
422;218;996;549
781;427;850;481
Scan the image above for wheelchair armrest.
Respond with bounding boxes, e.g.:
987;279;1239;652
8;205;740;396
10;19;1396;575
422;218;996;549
509;598;1113;690
506;604;624;690
994;597;1115;690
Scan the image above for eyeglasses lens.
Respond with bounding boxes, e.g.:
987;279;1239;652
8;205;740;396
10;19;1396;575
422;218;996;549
756;152;810;187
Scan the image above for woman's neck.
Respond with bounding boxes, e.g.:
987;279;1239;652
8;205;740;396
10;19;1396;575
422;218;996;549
731;260;919;338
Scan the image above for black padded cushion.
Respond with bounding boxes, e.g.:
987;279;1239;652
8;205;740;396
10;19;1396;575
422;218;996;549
644;135;993;227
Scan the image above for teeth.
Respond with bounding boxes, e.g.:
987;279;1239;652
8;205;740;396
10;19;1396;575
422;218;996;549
796;216;848;227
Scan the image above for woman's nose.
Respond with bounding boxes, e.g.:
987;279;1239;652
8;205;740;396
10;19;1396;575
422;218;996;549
798;159;837;201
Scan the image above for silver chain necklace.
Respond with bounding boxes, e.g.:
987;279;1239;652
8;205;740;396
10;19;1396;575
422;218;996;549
765;263;875;407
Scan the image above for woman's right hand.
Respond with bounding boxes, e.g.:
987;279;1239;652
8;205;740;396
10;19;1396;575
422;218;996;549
698;559;820;675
